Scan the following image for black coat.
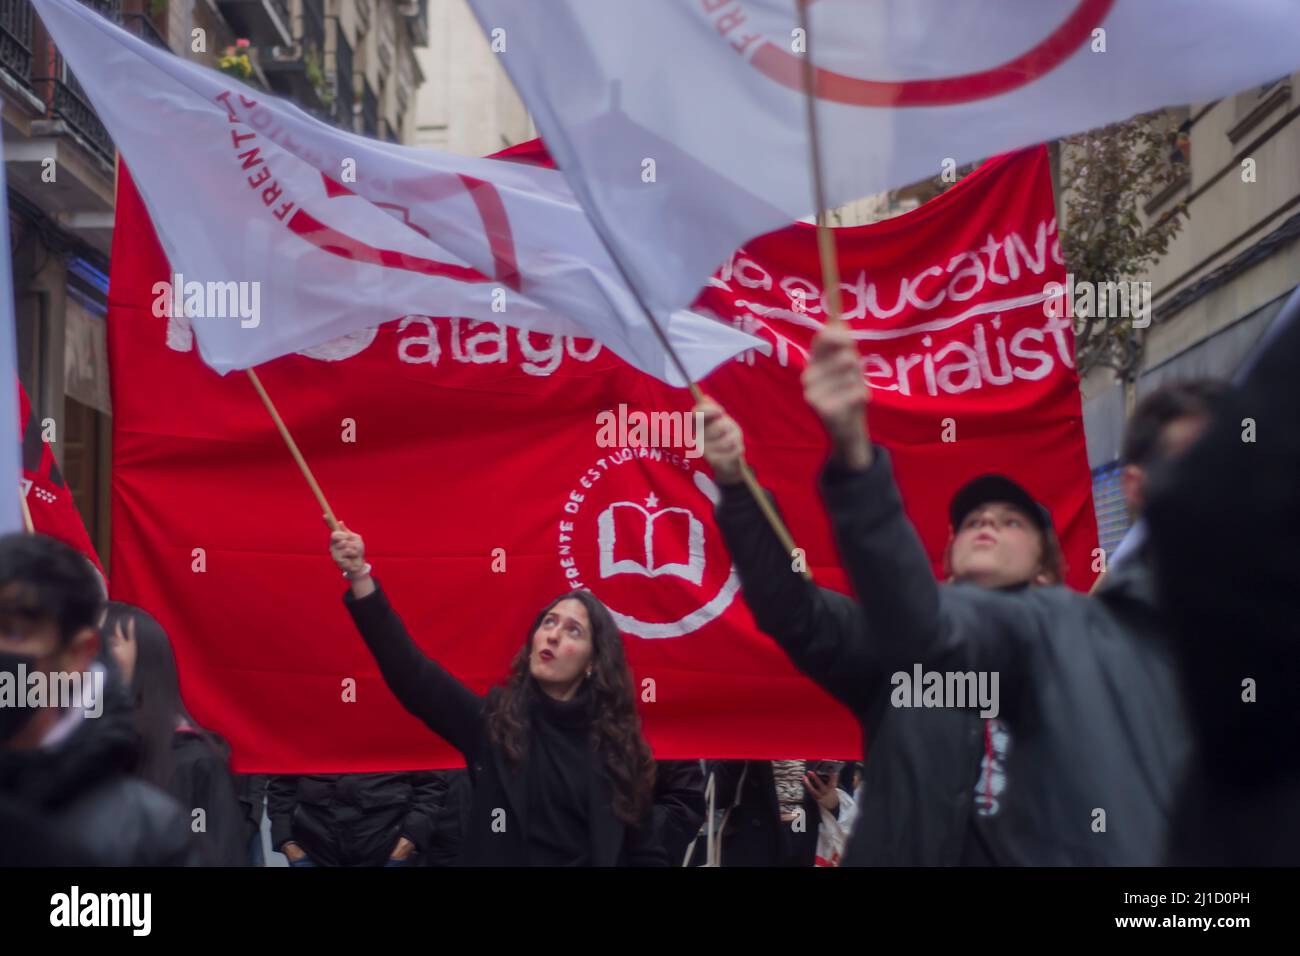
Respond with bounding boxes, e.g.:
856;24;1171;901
169;731;250;866
0;685;200;866
234;773;266;860
715;483;985;866
652;759;706;866
344;581;666;866
423;769;472;867
717;451;1191;865
0;795;100;866
709;760;848;867
266;771;445;867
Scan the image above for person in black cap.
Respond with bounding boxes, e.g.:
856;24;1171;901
943;474;1064;591
696;414;1065;866
698;323;1191;866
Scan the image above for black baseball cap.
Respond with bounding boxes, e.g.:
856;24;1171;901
949;474;1054;533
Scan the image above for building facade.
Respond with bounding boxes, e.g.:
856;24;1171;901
3;0;426;566
412;0;531;157
1078;76;1300;556
828;82;1299;559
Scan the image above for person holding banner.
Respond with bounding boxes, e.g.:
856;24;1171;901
328;525;666;866
701;324;1191;865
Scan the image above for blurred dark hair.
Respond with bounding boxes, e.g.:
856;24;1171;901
100;601;227;788
484;590;656;824
0;533;102;647
1037;527;1066;585
1122;380;1230;467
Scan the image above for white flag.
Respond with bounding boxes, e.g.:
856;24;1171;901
0;131;22;535
470;0;1300;316
32;0;762;385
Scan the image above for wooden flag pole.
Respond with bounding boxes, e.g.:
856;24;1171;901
658;357;809;581
18;487;33;533
685;383;806;572
245;368;340;531
797;0;844;327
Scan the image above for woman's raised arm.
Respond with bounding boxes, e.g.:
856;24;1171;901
330;524;484;759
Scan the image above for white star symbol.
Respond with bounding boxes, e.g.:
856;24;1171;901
644;493;660;510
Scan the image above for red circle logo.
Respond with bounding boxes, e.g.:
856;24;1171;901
732;0;1115;107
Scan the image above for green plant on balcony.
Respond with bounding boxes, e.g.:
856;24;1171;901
303;46;334;107
218;39;253;81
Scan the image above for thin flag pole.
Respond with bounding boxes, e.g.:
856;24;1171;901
245;368;340;532
797;0;844;327
18;487;33;533
633;297;811;581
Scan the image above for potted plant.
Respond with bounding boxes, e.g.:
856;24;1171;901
218;38;253;81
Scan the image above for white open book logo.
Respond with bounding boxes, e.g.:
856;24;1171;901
597;496;704;585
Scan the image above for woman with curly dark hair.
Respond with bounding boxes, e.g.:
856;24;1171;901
328;523;664;866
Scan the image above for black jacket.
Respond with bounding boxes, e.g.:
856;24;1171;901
170;731;250;866
1146;292;1300;865
267;771;445;867
423;769;472;867
715;483;986;866
0;795;100;866
818;450;1189;864
343;580;666;866
709;760;851;867
234;773;266;861
652;759;706;866
718;451;1192;864
0;687;200;866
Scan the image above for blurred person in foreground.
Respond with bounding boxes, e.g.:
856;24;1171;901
1145;292;1300;865
0;533;197;865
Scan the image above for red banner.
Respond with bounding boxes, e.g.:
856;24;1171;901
107;145;1096;772
19;383;104;576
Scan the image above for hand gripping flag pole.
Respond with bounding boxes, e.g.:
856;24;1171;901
633;300;812;582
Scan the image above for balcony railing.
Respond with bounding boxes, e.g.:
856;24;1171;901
28;0;122;166
214;0;291;48
0;0;34;88
47;57;115;163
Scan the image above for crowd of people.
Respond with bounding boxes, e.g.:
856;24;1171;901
1;306;1296;866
